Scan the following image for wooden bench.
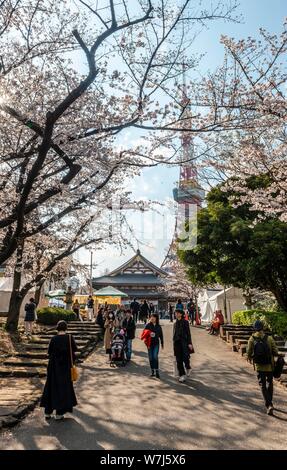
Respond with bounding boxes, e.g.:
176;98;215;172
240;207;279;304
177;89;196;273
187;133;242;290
220;324;253;340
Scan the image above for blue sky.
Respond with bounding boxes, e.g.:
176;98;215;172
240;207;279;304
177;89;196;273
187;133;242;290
77;0;287;277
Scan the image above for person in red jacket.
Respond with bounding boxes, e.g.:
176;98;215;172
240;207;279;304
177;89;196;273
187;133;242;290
141;327;152;349
209;310;224;335
142;314;164;379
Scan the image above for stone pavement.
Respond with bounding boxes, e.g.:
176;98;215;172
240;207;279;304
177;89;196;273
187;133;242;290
0;322;102;428
1;322;287;450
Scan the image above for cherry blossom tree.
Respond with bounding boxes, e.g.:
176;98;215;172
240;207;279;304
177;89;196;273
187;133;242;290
197;22;287;220
0;0;239;267
5;190;138;330
163;255;198;301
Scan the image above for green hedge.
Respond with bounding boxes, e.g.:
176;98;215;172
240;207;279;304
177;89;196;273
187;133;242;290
37;307;76;325
232;309;287;337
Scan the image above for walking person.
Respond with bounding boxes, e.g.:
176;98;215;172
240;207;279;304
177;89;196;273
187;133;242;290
24;297;37;337
173;309;193;383
247;320;278;415
104;311;118;361
72;299;81;322
122;309;136;362
187;298;196;325
142;313;164;379
139;299;150;323
95;307;105;328
130;298;140;323
40;320;78;420
169;304;174;323
86;295;94;321
175;298;184;312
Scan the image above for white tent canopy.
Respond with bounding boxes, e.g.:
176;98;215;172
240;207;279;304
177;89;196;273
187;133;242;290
198;287;245;323
0;277;35;316
197;290;214;323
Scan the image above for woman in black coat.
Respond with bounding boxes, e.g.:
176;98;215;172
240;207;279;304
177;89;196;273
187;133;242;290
96;307;105;328
173;309;193;383
24;297;37;336
40;320;78;420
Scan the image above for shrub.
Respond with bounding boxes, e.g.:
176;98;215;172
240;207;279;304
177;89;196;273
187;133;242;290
232;309;287;337
37;307;76;325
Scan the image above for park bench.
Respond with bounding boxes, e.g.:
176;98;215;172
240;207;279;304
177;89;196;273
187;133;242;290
220;324;253;340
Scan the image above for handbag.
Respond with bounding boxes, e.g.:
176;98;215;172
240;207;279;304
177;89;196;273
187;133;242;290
273;355;285;379
189;344;195;354
69;334;79;382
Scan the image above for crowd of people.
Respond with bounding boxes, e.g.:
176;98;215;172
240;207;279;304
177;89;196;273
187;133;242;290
39;296;283;421
39;299;196;420
168;298;199;325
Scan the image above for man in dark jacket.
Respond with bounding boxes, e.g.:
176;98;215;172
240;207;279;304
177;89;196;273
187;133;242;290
122;310;136;362
187;298;196;325
86;295;94;321
139;299;150;323
130;298;140;323
173;309;193;383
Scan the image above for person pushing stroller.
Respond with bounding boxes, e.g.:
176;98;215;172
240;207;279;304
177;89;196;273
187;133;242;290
110;329;127;367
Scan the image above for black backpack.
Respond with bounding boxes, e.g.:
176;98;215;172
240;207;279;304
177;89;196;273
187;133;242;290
273;356;285;379
253;335;271;365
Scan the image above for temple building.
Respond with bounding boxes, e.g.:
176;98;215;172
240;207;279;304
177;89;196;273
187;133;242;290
92;250;168;311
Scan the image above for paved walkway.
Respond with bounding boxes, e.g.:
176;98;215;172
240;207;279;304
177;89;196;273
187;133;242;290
1;322;287;450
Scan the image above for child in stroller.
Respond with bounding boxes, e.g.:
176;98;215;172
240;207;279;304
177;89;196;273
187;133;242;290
110;329;127;367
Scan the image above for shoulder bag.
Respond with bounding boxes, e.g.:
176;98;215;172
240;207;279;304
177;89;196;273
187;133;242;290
69;334;79;382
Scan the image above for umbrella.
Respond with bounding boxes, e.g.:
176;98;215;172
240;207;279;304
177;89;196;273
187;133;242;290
93;286;128;297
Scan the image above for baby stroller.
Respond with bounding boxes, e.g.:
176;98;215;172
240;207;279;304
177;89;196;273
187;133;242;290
110;329;127;367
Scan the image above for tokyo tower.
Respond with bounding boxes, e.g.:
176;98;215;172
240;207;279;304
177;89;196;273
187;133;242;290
162;68;204;272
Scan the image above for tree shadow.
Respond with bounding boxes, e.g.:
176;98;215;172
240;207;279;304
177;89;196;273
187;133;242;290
2;325;287;450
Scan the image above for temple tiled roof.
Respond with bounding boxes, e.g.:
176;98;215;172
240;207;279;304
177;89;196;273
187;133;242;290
93;274;165;286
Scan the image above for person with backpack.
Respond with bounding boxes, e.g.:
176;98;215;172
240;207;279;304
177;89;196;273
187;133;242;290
247;320;279;415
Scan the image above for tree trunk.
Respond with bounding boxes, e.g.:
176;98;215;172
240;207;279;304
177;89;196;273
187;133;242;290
223;285;228;321
271;287;287;312
35;279;45;306
6;238;25;332
6;293;25;332
243;289;253;310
